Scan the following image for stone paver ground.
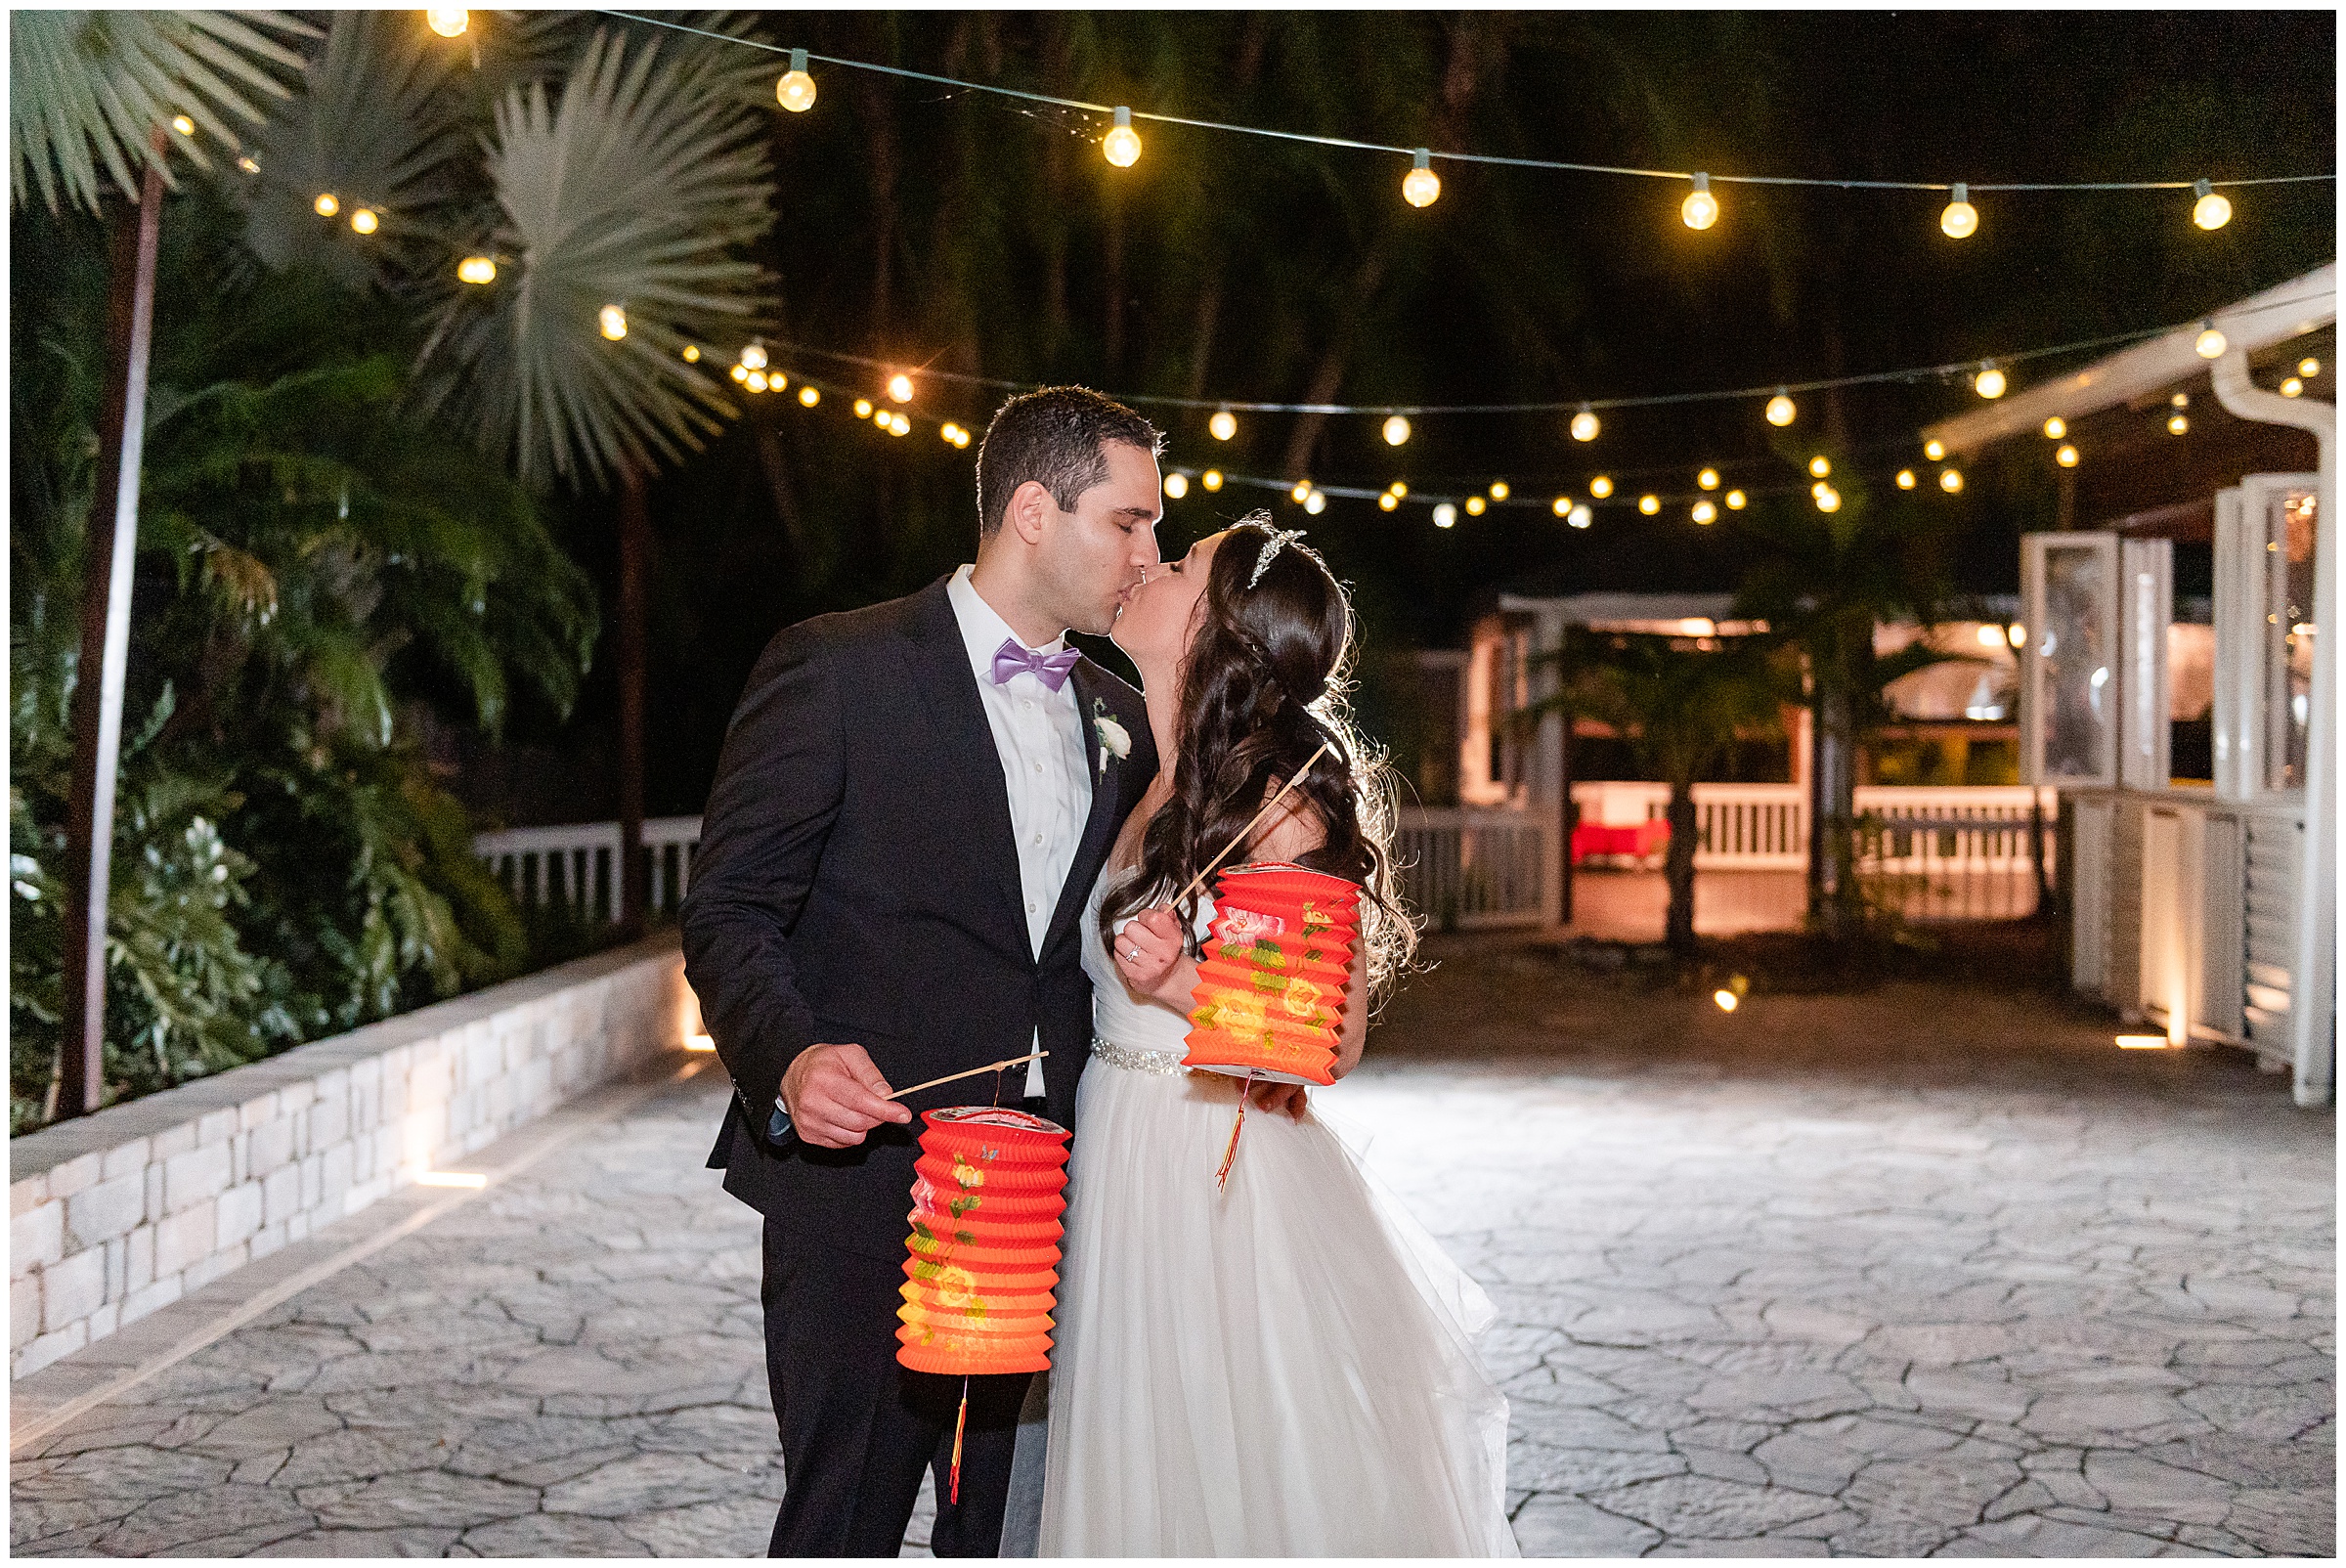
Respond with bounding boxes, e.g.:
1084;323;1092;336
10;932;2333;1557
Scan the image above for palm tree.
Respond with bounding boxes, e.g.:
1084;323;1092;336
1568;635;1789;955
11;9;312;1117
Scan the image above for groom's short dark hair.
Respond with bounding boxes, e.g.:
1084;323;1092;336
976;386;1163;540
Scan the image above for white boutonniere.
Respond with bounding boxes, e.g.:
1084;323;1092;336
1092;698;1132;776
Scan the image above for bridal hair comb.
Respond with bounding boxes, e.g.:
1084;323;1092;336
1247;528;1307;589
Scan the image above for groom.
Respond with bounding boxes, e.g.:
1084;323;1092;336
681;386;1163;1556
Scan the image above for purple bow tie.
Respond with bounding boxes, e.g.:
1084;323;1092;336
990;638;1080;692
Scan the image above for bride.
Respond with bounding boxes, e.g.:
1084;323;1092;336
1037;515;1517;1556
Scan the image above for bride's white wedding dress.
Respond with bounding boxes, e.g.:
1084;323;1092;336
1036;868;1518;1557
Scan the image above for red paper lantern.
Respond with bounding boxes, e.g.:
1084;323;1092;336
1184;862;1361;1086
896;1107;1071;1376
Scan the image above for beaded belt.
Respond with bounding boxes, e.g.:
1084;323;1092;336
1090;1037;1187;1076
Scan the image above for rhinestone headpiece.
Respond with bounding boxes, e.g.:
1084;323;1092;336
1247;528;1306;589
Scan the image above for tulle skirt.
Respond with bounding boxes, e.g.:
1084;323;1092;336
1036;1049;1518;1557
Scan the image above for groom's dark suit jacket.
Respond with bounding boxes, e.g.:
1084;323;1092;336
680;575;1156;1261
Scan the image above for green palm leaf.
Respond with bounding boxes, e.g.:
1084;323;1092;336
413;26;778;490
10;10;315;215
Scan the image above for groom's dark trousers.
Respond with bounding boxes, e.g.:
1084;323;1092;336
681;578;1155;1557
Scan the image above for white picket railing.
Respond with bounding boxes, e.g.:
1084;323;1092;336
1392;808;1555;929
473;816;703;922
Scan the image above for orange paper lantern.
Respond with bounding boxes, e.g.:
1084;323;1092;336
896;1107;1071;1376
1184;863;1361;1086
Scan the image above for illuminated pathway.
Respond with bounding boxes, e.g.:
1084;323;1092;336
10;936;2333;1556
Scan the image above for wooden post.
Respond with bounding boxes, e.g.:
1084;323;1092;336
60;154;167;1118
616;467;650;933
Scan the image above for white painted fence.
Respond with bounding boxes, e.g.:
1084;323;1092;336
472;816;702;922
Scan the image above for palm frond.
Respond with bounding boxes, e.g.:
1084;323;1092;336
411;26;778;490
10;11;315;215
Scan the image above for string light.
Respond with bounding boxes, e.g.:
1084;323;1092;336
681;344;701;363
1402;149;1440;208
1103;107;1142;168
1697;467;1720;490
1433;503;1457;528
426;8;467;39
1638;494;1661;515
1387;481;1408;498
1379;492;1400;511
1290;479;1312;503
349;207;379;235
2299;357;2321;376
1569;504;1593;528
1723;490;1746;509
748;370;772;392
888;412;911;435
2281;377;2304;397
1304;489;1327;514
1209;410;1238;441
1692;500;1717;525
237;155;260;174
2192;178;2232;231
2194;320;2228;359
1896;469;1917;489
1488;480;1509;501
314;193;339;217
799;385;820;407
1570;407;1600;442
730;364;750;383
1940;182;1977;239
1807;455;1831;479
1551;497;1571;516
2171;392;2189;408
953;426;972;447
1939;467;1964;492
1814;486;1841;512
599;304;628;340
2167;413;2189;435
1681;172;1718;231
1975;364;2007;399
888;372;914;403
1464;496;1486;516
171;114;196;137
1765;390;1797;427
1163;471;1189;498
2042;416;2065;439
741;343;768;370
853;398;874;417
1924;439;1947;461
1382;414;1411;446
1588;476;1613;498
1201;469;1223;491
456;255;497;284
776;49;817;112
2057;444;2080;466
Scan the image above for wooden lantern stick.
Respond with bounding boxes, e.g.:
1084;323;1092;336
885;1051;1047;1103
1173;740;1335;910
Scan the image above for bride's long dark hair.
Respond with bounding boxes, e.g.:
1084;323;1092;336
1100;514;1418;1008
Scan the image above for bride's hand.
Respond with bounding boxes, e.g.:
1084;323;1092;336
1113;906;1189;1003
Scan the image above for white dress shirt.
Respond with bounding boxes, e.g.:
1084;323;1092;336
947;564;1093;1096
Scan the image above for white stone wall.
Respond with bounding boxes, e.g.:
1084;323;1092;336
10;934;691;1379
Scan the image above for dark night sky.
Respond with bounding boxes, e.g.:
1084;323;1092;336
511;10;2335;822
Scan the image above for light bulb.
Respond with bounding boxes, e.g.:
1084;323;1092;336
599;304;628;340
426;7;468;39
2037;416;2064;440
681;344;700;364
940;423;960;443
2299;358;2320;377
730;364;750;383
1201;469;1223;491
1433;503;1457;529
1209;410;1237;441
2192;179;2231;231
745;370;768;393
1382;414;1411;446
1387;481;1408;499
1681;172;1718;231
237;155;260;174
1286;480;1310;503
853;398;874;418
1814;486;1842;513
2008;625;2026;648
2170;392;2189;409
1551;497;1571;517
314;193;339;217
2194;322;2228;359
1924;439;1946;460
1304;490;1327;515
1489;480;1509;501
2281;377;2304;398
1692;500;1717;525
799;385;820;407
2057;444;2079;467
1714;988;1739;1013
2167;414;2189;436
1765;391;1796;427
1697;467;1720;490
349;207;378;235
1589;476;1613;499
1939;467;1964;493
741;343;767;370
1570;407;1600;442
1569;505;1593;528
1465;496;1486;516
1940;182;1977;240
1812;480;1832;500
1976;365;2007;399
1103;107;1142;168
888;372;914;403
1379;493;1399;512
1638;495;1661;515
456;255;497;285
1163;471;1189;499
872;403;891;423
1402;149;1440;208
1807;455;1831;479
776;51;817;112
1896;469;1917;489
171;114;196;137
889;413;910;436
1723;490;1746;509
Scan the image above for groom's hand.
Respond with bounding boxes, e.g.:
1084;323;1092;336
780;1042;913;1149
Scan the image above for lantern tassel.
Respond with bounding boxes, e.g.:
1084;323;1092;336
950;1375;969;1504
1215;1069;1257;1190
